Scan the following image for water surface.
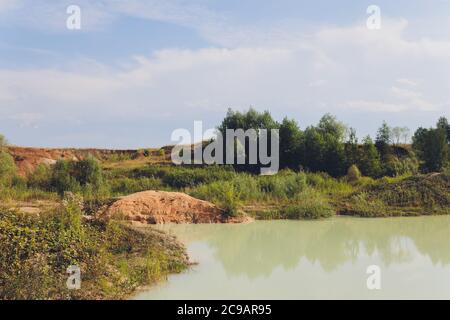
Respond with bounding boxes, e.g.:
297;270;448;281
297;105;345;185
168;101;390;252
133;216;450;299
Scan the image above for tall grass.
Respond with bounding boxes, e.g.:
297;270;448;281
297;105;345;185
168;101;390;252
0;199;188;299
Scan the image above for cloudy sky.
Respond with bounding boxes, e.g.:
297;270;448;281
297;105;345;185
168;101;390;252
0;0;449;148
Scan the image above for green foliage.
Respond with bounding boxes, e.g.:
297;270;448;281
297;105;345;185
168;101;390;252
0;206;188;300
50;160;80;195
384;155;419;177
72;156;104;187
413;124;449;172
124;165;236;189
28;164;51;190
304;172;354;195
375;121;392;158
359;136;382;178
280;188;335;219
347;164;362;182
110;177;163;195
279;117;302;169
46;157;109;197
437;116;450;144
348;192;387;217
0;151;17;186
344;173;450;217
344;128;359;168
191;171;309;205
298;115;347;177
218;107;278;134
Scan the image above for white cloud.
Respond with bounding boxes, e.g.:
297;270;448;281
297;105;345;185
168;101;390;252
0;0;21;12
1;17;449;146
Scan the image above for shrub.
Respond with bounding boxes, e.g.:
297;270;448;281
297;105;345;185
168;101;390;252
190;180;241;217
280;188;334;219
0;152;16;186
28;164;51;190
48;157;109;198
347;165;362;182
110;177;163;195
258;172;307;199
384;156;419;177
50;160;80;195
349;192;387;217
0;206;188;299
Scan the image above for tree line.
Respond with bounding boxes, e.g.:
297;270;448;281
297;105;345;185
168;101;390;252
217;108;449;177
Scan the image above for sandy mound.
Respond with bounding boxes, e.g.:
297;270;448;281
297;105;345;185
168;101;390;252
100;191;251;224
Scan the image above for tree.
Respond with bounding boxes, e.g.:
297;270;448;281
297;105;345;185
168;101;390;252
375;121;392;157
391;127;402;146
437;116;450;144
72;156;104;188
344;127;359;168
317;113;347;142
359;136;382;178
400;127;411;144
218;108;279;172
299;127;325;172
50;160;79;195
279;117;302;169
0;151;16;186
413;126;448;172
218;107;278;134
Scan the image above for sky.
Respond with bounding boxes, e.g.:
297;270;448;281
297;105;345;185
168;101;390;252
0;0;449;148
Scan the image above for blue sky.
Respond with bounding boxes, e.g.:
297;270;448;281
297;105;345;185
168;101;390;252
1;0;449;148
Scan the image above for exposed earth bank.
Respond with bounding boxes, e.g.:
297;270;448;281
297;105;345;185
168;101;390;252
99;190;253;224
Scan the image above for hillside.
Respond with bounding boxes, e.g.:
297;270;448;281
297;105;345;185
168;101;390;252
7;146;173;176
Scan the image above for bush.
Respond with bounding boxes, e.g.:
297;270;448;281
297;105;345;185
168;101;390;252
0;152;16;186
0;206;188;299
384;156;419;177
110;177;163;195
190;181;241;217
280;188;335;219
50;160;80;195
48;157;109;198
348;192;387;217
28;164;51;190
347;165;362;182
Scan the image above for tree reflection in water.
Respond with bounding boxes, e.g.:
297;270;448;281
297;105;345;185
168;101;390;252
155;216;450;279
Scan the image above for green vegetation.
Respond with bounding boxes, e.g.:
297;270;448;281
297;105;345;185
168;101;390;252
0;195;188;300
217;108;449;178
343;173;450;217
413;121;449;172
0;111;449;299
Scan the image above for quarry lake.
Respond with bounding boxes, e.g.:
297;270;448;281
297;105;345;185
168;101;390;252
133;216;450;300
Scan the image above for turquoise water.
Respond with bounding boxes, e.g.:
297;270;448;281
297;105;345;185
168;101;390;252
133;216;450;299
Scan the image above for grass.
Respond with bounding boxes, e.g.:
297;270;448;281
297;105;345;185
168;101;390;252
1;158;449;300
0;199;188;300
190;171;339;219
341;173;450;217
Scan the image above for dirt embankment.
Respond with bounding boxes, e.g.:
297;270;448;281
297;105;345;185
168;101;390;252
7;146;155;176
99;190;252;224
